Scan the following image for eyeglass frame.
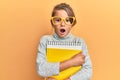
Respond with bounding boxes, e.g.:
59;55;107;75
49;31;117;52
51;16;75;26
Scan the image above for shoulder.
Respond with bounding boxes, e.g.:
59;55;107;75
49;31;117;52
73;35;85;43
41;35;52;40
39;35;52;43
73;35;88;47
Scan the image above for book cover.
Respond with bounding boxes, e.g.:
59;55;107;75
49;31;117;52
46;41;82;80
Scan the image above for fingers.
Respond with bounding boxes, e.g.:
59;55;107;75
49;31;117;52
74;52;85;59
79;53;85;63
80;53;85;59
64;77;71;80
46;77;56;80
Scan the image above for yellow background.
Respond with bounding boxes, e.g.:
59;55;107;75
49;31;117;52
0;0;120;80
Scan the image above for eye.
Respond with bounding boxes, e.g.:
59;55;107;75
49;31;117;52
66;17;74;23
54;17;61;22
66;19;70;22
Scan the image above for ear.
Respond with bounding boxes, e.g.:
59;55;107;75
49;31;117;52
50;20;54;27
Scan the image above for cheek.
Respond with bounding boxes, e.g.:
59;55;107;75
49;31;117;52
55;25;61;29
53;26;59;31
67;26;72;31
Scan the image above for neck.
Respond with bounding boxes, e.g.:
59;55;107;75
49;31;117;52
53;33;72;40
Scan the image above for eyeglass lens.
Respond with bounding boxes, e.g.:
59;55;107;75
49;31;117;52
52;17;74;25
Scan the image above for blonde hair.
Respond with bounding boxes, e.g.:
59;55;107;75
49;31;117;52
51;3;77;26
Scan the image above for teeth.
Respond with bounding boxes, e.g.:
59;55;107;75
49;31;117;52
60;29;65;33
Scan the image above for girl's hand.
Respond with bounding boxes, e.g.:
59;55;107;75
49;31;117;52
64;77;71;80
70;53;85;66
60;52;85;71
46;77;56;80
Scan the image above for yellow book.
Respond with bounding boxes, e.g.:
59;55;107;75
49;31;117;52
46;41;82;80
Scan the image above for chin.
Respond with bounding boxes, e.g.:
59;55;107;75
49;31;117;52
59;34;66;38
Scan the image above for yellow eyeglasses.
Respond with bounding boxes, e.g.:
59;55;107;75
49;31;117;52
51;16;75;26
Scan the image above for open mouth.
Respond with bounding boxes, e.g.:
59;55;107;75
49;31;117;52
60;29;66;33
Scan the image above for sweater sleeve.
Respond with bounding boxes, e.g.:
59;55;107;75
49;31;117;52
36;36;60;77
70;39;92;80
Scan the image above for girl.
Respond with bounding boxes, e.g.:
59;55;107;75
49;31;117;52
36;3;92;80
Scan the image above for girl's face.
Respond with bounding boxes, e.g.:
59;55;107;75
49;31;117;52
52;10;73;38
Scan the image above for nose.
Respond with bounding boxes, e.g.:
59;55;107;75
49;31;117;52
61;20;65;26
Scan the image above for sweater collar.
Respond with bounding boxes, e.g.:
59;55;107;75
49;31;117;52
53;33;73;40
